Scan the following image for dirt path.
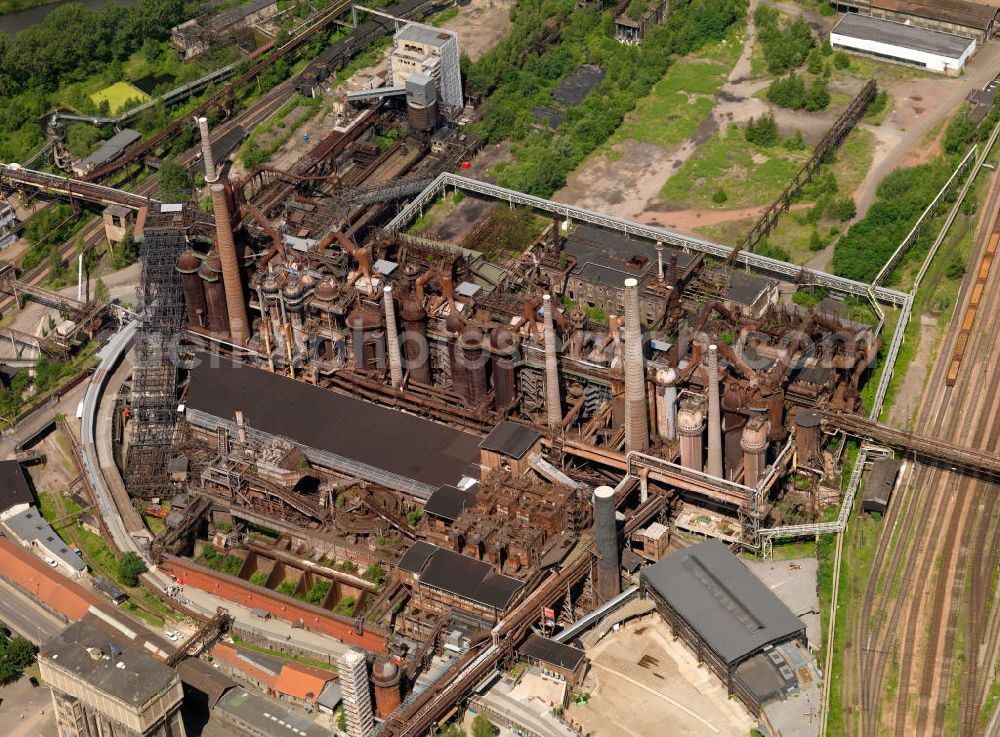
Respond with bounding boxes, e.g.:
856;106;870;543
653;201;810;232
885;314;939;429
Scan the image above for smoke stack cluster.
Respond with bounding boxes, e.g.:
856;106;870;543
198;117;216;183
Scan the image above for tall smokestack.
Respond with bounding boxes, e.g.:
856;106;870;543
543;294;562;430
707;343;723;478
656;242;664;282
623;278;648;452
593;485;620;602
198;117;216;183
741;415;769;487
383;286;403;388
654;368;678;441
210;183;249;345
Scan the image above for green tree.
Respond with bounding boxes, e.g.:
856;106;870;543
112;231;138;269
94;278;110;303
745;112;779;146
336;708;347;731
6;636;35;670
158;158;191;196
117;551;147;586
833;51;850;69
828;197;856;222
808;229;825;252
804;78;830;112
712;187;728;204
47;242;63;278
472;715;495;737
943;110;977;154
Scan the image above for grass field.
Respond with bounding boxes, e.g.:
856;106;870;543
660;123;806;209
89;81;150;114
600;25;742;153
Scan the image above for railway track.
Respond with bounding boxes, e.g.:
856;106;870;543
848;162;1000;737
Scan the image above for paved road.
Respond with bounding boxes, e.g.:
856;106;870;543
0;577;65;644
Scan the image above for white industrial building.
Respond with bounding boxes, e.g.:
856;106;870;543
830;14;977;76
389;23;463;114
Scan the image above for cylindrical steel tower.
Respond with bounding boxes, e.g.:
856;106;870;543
543;294;562;429
593;485;620;602
347;307;385;371
176;250;206;327
677;400;705;471
400;295;430;384
459;325;486;408
741;415;770;487
706;344;723;478
209;183;249;345
199;252;229;335
654;367;677;441
371;657;402;718
623;278;649;452
490;328;517;411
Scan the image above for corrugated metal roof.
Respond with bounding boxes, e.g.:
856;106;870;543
641;540;804;665
0;459;32;513
518;634;586;671
479;421;542;459
833;14;977;58
872;0;997;30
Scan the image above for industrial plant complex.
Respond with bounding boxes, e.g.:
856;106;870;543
0;0;997;736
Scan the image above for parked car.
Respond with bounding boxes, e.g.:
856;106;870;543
43;557;58;569
164;630;180;642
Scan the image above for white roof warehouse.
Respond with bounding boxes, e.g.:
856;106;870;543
831;14;977;76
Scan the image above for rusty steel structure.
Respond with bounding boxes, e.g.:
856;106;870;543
126;212;188;499
727;80;878;265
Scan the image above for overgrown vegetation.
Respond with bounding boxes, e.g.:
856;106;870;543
249;570;268;586
0;629;36;684
466;0;747;196
304;579;332;606
754;6;813;75
117;551;147;587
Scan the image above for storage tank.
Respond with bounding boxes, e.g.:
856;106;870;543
490;328;517;411
677;400;705;471
458;326;486;408
400;296;431;384
406;72;438;132
199;252;229;335
176;250;206;327
347;307;385;371
593;485;620;602
371;657;401;717
741;415;770;487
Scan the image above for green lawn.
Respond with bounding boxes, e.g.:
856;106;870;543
660;123;806;209
88;81;150;114
601;24;742;152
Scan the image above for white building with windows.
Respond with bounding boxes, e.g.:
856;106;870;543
830;14;976;76
389;23;463;113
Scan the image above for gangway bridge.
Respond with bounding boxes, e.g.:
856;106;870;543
0;164;156;210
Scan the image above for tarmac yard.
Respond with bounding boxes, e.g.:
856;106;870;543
567;617;754;737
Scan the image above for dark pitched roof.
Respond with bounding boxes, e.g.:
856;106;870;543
479;421;542;460
0;460;33;513
862;457;900;506
725;270;777;306
176;657;237;707
186;353;481;495
563;225;698;289
518;634;586;672
399;541;438;574
424;485;477;522
641;540;804;665
404;542;524;611
871;0;997;31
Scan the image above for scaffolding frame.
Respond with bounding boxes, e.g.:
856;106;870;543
125;226;186;498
